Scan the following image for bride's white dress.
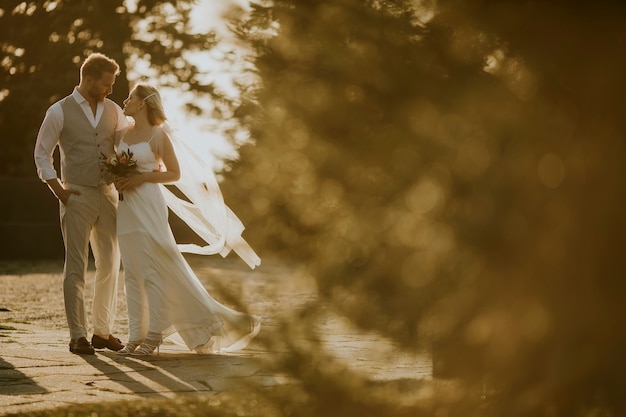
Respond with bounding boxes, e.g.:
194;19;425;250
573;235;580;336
117;138;260;353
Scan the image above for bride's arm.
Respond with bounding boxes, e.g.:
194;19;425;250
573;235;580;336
143;129;180;184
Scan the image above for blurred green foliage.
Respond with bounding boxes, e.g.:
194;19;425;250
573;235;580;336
1;0;127;175
222;0;626;415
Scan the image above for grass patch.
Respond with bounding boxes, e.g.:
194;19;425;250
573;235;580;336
1;383;426;417
1;318;31;325
4;391;283;417
0;260;64;275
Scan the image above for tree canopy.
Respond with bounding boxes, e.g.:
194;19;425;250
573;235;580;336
0;0;226;176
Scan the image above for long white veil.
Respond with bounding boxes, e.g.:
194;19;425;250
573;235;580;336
159;123;260;270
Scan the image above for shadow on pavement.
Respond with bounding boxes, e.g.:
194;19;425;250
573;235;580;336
91;349;269;395
0;357;48;395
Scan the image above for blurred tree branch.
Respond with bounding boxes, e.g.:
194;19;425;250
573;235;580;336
226;0;626;415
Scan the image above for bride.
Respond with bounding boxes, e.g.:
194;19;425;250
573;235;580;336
112;83;260;356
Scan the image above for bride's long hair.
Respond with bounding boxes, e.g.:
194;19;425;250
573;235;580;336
134;83;167;126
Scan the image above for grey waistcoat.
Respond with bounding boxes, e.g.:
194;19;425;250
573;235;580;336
59;96;118;186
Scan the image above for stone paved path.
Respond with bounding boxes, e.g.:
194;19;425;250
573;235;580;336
0;257;430;416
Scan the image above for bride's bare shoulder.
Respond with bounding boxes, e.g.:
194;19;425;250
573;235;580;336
150;125;173;156
153;125;172;139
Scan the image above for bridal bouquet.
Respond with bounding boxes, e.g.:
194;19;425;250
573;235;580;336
100;150;139;200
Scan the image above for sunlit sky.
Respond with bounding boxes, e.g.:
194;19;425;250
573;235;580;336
143;0;252;171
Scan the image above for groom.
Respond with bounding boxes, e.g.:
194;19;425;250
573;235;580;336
34;53;128;354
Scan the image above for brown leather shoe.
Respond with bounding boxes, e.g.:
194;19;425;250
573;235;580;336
69;337;95;355
91;334;125;351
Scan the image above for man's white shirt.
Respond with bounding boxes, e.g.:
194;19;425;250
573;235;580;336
34;88;128;182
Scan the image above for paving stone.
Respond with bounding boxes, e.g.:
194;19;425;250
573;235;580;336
0;258;431;415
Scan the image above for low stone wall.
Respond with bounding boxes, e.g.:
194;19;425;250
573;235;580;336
0;177;63;259
0;177;203;260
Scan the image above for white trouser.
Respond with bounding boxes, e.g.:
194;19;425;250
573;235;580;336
60;183;120;340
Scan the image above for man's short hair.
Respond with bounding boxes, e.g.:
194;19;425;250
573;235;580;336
80;53;120;81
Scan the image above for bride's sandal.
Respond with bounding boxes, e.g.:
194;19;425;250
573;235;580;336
117;340;142;355
131;339;161;356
